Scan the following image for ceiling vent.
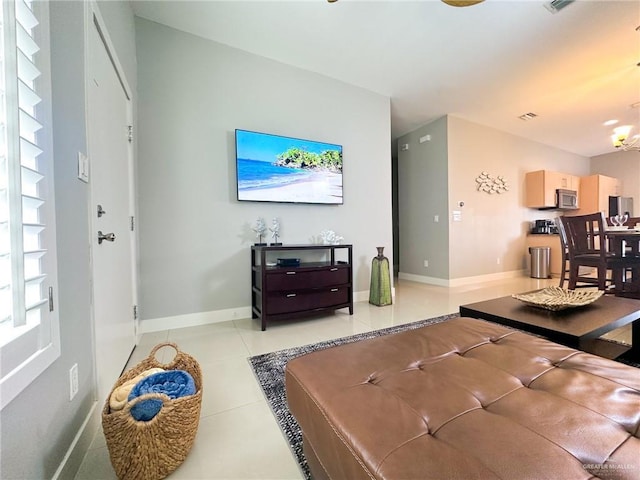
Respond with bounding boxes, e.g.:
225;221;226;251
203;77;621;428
544;0;575;14
519;112;538;121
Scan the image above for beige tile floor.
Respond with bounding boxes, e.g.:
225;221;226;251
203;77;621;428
75;276;632;480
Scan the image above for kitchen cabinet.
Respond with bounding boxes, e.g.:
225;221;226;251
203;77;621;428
525;170;580;209
567;174;620;216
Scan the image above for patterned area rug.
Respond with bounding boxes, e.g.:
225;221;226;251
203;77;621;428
247;313;460;479
248;313;639;479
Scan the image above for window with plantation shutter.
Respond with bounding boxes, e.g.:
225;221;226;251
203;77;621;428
0;0;59;410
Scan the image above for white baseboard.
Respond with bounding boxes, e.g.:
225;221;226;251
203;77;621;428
448;270;526;287
138;289;391;333
52;400;100;480
398;272;450;286
399;270;526;288
139;306;253;333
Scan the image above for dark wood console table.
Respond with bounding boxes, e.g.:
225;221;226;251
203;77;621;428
251;244;353;331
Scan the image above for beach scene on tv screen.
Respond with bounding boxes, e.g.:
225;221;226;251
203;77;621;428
236;130;343;204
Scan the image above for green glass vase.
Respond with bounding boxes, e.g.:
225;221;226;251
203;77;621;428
369;246;392;306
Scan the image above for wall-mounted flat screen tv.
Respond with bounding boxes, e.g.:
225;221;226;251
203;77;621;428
235;129;343;205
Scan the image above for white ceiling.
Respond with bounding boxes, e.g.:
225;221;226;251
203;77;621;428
131;0;640;157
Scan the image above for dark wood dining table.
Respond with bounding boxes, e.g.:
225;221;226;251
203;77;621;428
605;229;640;298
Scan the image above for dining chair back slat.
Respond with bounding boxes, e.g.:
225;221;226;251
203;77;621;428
556;216;573;289
565;212;606;256
558;212;611;290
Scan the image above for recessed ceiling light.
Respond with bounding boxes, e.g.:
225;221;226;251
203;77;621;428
603;119;619;126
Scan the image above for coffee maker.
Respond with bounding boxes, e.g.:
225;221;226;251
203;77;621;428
531;219;556;234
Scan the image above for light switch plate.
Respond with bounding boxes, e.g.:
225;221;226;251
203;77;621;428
77;152;89;183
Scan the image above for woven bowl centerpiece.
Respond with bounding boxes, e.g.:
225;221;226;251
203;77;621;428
512;286;604;311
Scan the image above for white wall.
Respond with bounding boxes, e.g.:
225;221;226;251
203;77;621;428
447;116;590;279
397;117;449;280
591;150;640;213
398;115;591;284
135;19;392;329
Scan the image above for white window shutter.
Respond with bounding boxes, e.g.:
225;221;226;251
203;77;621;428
0;0;59;411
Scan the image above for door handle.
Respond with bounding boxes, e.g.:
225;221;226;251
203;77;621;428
98;231;116;245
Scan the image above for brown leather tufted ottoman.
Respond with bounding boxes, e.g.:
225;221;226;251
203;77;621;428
285;317;640;480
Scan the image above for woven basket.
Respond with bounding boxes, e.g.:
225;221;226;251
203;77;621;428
101;342;203;480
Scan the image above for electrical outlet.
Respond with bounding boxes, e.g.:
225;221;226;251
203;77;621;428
424;260;429;267
497;257;501;265
69;364;78;401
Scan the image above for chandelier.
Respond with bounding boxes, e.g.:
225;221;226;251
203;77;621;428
612;125;640;152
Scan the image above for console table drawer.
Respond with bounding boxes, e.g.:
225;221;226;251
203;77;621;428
267;287;349;315
252;244;353;330
266;267;349;291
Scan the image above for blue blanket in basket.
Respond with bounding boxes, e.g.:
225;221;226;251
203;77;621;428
128;370;196;421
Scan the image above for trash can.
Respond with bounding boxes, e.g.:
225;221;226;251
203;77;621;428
529;246;551;279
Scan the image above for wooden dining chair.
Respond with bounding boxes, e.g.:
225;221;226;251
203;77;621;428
556;217;574;289
558;212;640;291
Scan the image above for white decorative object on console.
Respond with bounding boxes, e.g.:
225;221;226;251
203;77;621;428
320;230;344;245
269;217;281;245
252;217;267;245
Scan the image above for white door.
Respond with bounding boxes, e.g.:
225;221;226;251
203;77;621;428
87;14;136;404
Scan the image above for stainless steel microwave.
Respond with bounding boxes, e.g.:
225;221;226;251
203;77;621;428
556;189;578;209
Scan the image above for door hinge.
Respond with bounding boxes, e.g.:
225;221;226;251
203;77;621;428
127;125;133;143
133;305;138;320
130;215;135;232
